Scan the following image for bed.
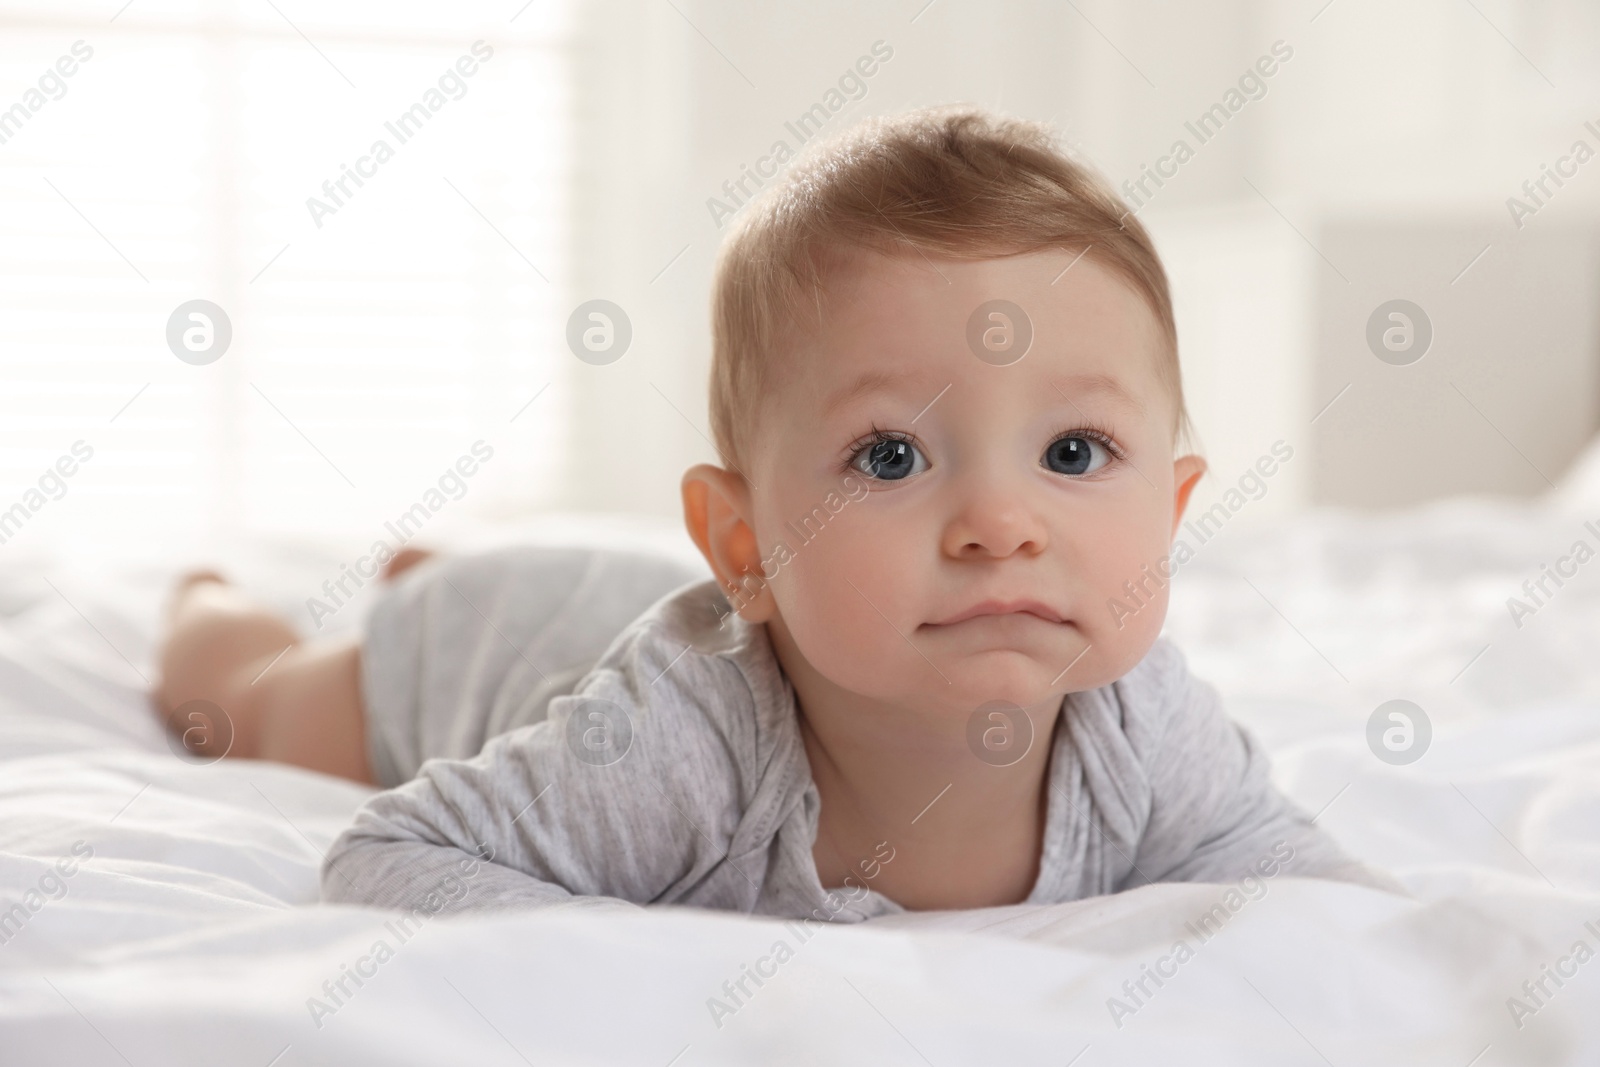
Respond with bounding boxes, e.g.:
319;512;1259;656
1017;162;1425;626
2;474;1598;1066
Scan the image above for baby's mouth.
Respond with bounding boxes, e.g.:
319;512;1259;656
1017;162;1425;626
924;599;1068;627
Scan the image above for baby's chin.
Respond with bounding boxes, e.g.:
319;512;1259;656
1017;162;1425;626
832;649;1116;716
934;633;1160;709
947;650;1112;708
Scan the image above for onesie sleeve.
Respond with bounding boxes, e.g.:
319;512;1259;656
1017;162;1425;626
1121;639;1402;894
321;618;747;915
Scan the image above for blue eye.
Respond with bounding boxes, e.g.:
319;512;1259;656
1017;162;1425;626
852;436;927;481
1043;435;1111;477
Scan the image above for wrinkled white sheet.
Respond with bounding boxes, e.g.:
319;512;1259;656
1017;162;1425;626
1;504;1598;1066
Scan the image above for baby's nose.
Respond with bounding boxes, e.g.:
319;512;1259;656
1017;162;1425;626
940;482;1049;559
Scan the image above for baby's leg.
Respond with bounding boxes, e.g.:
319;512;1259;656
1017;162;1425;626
153;573;372;783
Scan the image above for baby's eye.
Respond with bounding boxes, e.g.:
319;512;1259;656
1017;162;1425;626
851;436;928;481
1043;435;1112;477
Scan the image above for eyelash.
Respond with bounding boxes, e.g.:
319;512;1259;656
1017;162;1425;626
838;423;1127;474
837;424;914;475
1046;423;1126;463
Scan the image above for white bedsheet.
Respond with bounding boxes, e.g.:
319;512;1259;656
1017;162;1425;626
1;507;1598;1066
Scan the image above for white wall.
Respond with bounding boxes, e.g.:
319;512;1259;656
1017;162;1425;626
7;0;1595;564
559;0;1600;521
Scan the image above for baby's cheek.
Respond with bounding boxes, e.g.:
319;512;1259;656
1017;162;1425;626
1074;530;1173;676
769;523;915;690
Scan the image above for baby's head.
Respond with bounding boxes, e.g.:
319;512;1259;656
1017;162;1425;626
683;107;1206;716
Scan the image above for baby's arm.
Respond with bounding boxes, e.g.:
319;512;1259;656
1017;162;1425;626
322;733;639;915
1121;641;1403;894
321;650;740;915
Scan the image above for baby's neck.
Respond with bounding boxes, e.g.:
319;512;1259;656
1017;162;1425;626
767;620;1061;911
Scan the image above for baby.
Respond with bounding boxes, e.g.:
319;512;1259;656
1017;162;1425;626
154;107;1390;920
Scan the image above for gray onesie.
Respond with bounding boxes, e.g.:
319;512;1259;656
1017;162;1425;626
323;546;1388;921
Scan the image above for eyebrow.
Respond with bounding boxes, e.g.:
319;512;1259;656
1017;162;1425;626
824;368;1148;416
1049;373;1147;416
824;368;926;411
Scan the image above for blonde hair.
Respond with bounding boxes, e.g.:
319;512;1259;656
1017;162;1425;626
708;105;1187;468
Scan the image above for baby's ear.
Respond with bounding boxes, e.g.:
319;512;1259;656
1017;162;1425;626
1171;454;1207;536
680;464;776;622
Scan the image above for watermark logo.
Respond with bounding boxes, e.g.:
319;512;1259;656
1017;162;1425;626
164;698;234;764
966;700;1033;767
1119;40;1294;215
0;40;94;149
0;841;93;949
166;299;231;365
305;440;494;630
1506;918;1600;1030
0;439;94;548
966;299;1032;366
707;840;896;1029
304;41;494;230
1505;524;1600;630
704;40;894;229
715;472;870;624
308;843;493;1028
1109;440;1295;629
1107;841;1294;1028
566;299;631;365
1366;699;1430;765
1505;119;1600;230
564;697;633;766
706;919;819;1029
1365;299;1431;366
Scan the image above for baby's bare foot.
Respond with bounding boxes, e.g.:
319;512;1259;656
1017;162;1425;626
162;568;229;631
151;570;228;709
382;546;436;582
151;568;300;755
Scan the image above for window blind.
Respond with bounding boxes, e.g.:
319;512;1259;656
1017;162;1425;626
0;0;571;563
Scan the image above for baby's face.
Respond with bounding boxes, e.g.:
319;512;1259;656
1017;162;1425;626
740;248;1202;714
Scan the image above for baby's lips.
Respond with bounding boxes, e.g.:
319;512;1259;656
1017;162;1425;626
926;598;1068;626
